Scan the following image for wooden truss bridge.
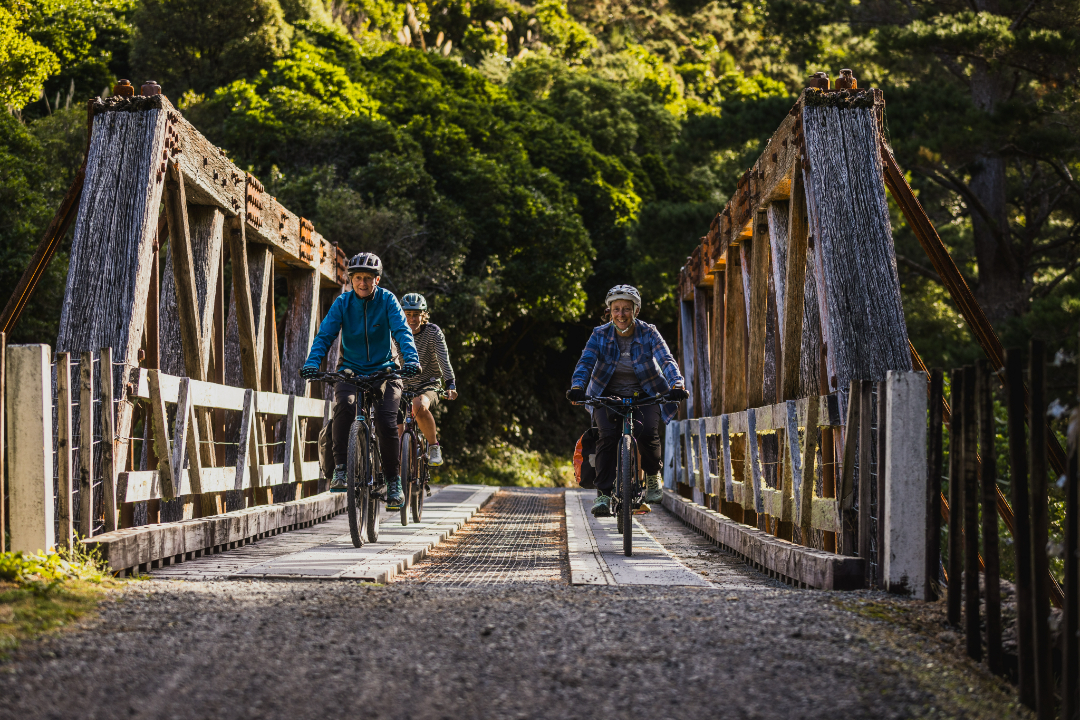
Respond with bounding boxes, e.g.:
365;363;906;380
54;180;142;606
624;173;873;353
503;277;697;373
5;82;354;568
661;74;1069;600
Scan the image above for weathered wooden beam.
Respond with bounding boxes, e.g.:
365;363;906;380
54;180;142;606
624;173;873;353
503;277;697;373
746;211;770;409
710;271;724;420
164;160;205;382
56;353;74;548
78;352;95;537
722;251;747;414
225;216;262;391
693;286;712;417
100;347;118;533
780;165;810;401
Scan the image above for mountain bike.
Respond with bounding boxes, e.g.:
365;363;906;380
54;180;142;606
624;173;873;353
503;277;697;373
580;394;666;557
398;380;446;526
309;368;400;548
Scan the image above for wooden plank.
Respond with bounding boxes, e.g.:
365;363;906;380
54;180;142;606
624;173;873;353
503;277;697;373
281;269;321;397
747;211;770;409
225;215;262;390
148;370;175;499
838;380;861;549
721;415;734;502
857;379;873;573
78;352;95;538
679;300;697;418
171;379;206;500
235;389;261;494
693;287;712;417
746;408;764;514
281;395;304;485
710;271;724;415
56;353;74;548
780;163;809;401
100;347;118;532
163;160;205;382
722;251;747;414
798;394;820;532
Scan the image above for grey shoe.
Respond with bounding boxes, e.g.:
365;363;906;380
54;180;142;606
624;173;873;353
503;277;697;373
386;476;404;509
330;464;347;492
427;444;444;466
591;494;612;518
644;472;663;503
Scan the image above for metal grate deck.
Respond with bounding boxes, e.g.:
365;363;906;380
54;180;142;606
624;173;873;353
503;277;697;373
400;488;567;586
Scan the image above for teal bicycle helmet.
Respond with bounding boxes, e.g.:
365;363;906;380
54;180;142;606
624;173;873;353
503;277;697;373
401;293;428;311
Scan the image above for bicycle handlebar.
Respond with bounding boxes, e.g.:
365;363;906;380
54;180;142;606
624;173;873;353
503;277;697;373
401;380;447;400
308;368;401;387
577;394;667;409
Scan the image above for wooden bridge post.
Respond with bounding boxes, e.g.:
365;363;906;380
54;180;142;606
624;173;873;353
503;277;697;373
679;299;696;419
925;369;944;600
977;359;1003;674
56;352;74;548
1029;341;1055;719
882;370;928;598
6;344;55;553
100;347;118;533
962;365;981;660
78;351;95;537
857;379;873;581
1006;347;1036;708
947;368;964;624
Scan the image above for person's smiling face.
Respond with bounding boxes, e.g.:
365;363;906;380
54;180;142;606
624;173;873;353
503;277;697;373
404;310;424;332
351;272;379;298
610;299;635;331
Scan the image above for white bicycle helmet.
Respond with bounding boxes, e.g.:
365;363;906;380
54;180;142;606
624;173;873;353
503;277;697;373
605;284;641;311
348;252;382;276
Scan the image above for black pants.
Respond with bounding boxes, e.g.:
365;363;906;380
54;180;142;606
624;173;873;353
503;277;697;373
594;404;662;494
332;379;403;478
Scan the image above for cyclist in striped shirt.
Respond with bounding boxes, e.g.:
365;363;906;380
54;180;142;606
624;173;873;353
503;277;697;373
399;293;457;466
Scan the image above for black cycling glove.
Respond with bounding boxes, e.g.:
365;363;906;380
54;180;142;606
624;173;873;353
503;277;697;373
666;387;689;401
300;366;320;380
566;387;587;403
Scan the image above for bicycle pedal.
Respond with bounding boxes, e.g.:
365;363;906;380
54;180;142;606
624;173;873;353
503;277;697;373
633;503;651;515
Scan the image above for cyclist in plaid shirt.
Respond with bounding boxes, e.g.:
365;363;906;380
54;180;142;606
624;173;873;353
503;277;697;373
567;285;687;517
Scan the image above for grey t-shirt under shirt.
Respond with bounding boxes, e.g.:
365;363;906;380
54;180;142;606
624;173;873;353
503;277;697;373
604;332;642;396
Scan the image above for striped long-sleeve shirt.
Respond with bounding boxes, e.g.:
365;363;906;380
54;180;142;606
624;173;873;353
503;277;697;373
406;323;456;390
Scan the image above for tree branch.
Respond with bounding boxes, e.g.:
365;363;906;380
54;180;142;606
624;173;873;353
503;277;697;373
1032;258;1080;299
895;253;944;284
1011;0;1041;30
914;164;1012;249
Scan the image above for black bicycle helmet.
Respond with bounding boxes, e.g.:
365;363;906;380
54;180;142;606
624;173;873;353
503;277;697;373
400;293;428;311
347;252;383;276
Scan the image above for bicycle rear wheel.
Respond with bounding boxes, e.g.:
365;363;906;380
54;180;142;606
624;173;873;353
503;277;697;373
346;418;367;548
619;434;634;556
366;430;382;543
399;432;414;526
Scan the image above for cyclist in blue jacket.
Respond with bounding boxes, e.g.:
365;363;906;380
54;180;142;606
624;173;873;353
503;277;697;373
300;253;420;510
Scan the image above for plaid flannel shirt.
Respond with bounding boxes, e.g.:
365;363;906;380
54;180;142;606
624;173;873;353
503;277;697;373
571;319;684;423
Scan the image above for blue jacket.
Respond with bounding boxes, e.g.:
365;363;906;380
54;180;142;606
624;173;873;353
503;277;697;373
571;319;684;423
304;287;419;376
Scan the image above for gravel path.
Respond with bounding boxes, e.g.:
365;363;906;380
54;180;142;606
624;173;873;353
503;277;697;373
0;493;1026;720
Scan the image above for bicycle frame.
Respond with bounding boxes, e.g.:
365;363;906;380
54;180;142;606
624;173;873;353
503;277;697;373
581;394;665;510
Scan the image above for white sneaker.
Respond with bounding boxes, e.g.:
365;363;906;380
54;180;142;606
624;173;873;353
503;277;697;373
427;444;444;466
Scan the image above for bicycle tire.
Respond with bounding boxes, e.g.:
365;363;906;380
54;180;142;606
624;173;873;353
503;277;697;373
399;432;413;526
619;434;634;556
346;418;366;548
412;453;426;523
366;426;382;543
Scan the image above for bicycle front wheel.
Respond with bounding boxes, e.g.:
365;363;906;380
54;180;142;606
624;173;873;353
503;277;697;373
399;432;414;527
346;418;367;548
619;434;634;556
411;452;426;523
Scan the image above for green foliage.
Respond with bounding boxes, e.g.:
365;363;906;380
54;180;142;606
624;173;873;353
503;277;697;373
0;547;107;594
432;445;574;486
130;0;293;95
0;0;60;108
